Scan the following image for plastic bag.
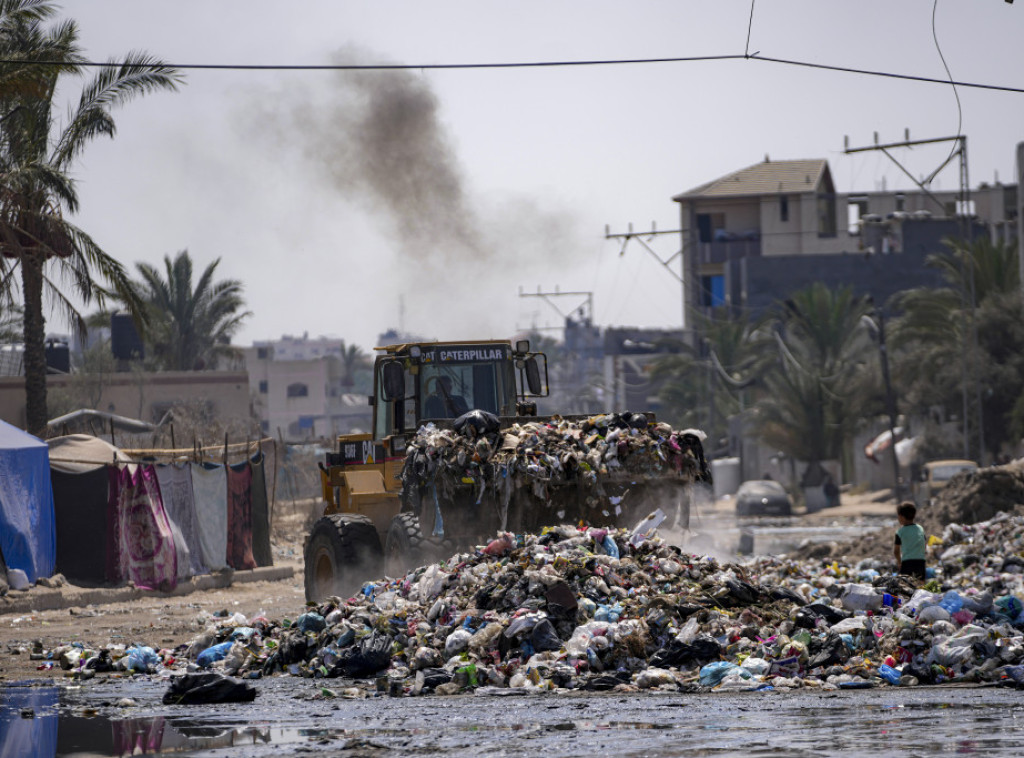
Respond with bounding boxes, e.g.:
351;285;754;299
840;583;883;611
699;661;739;687
531;619;563;652
163;672;257;705
333;632;392;678
196;641;234;669
125;646;161;673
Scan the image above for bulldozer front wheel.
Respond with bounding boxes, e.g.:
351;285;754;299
384;512;425;577
303;514;382;603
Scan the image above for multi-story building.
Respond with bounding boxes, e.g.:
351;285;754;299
672;157;1016;321
244;336;370;440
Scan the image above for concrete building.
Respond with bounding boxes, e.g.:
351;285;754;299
244;340;371;440
672;157;1017;321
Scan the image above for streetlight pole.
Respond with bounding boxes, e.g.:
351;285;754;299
874;311;902;502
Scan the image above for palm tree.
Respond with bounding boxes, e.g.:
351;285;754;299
752;283;877;469
338;341;370;389
123;250;251;371
650;311;772;441
890;236;1022;456
0;1;181;434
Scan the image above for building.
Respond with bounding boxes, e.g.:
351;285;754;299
244;338;371;440
672;157;1017;321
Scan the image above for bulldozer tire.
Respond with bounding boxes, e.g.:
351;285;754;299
384;512;425;577
304;514;382;603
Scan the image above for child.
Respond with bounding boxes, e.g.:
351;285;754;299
894;501;926;580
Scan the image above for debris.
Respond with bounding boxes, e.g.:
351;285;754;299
162;672;257;705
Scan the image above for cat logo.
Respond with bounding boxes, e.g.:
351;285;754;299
362;440;374;464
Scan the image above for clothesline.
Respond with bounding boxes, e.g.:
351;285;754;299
123;437;275;456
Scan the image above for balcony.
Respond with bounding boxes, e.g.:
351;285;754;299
695;236;762;264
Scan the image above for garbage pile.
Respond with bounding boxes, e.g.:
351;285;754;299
399;412;710;527
31;508;994;696
25;509;1024;695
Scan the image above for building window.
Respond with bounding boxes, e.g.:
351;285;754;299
780;196;789;222
895;193;905;212
260;420;269;434
258;380;268;394
256;347;269;359
696;213;726;243
287;382;309;398
847;198;868;235
700;275;725;308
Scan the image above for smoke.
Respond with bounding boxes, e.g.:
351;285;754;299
256;46;483;267
244;45;587;341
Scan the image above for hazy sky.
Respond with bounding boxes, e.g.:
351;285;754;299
55;0;1024;351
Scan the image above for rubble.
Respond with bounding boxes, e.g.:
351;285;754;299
20;509;1024;696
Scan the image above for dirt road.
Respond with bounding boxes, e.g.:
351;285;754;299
0;512;311;683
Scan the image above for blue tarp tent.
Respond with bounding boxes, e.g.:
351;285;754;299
0;421;55;583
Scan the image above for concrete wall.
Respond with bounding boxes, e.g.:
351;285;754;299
0;370;251;432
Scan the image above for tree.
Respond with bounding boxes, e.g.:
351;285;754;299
752;283;877;469
338;340;370;389
889;236;1021;456
0;1;181;434
650;310;772;444
121;250;251;371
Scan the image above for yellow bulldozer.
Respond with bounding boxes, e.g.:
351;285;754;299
304;338;710;602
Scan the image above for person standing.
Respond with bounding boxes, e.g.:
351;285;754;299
893;501;926;580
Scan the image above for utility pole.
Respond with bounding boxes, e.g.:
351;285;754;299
844;132;983;463
604;222;688;332
517;286;593;328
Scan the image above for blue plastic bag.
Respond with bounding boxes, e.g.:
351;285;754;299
125;646;160;673
196;641;233;668
699;661;739;687
938;591;963;614
602;535;620;559
878;664;901;685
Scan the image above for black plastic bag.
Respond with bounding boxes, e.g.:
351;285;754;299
277;630;312;665
650;635;721;668
453;410;500;435
163;672;257;705
806;633;848;669
531;619;563;652
333;632;392;678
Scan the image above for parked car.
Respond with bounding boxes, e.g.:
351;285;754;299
913;459;978;505
735;479;793;516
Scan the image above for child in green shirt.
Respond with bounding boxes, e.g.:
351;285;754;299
894;501;926;580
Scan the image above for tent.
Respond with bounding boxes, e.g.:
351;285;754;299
48;434;131;585
0;420;56;583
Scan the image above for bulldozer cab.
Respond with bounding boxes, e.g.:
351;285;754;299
319;339;547;520
373;339;547;436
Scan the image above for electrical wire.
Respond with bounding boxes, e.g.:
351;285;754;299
931;0;963;171
0;53;1020;94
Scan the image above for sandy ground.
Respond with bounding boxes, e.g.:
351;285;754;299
0;507;313;683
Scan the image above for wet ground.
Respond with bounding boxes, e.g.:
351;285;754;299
3;677;1023;757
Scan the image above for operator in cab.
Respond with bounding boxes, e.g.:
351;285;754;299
424;375;469;418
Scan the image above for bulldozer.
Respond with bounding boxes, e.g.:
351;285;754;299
304;337;710;602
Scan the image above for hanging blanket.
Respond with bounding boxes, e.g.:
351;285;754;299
51;466;109;585
227;461;257;570
249;452;273;567
155;463;207;576
191;463;228;571
106;465;177;591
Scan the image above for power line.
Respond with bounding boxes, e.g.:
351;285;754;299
0;53;1021;94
